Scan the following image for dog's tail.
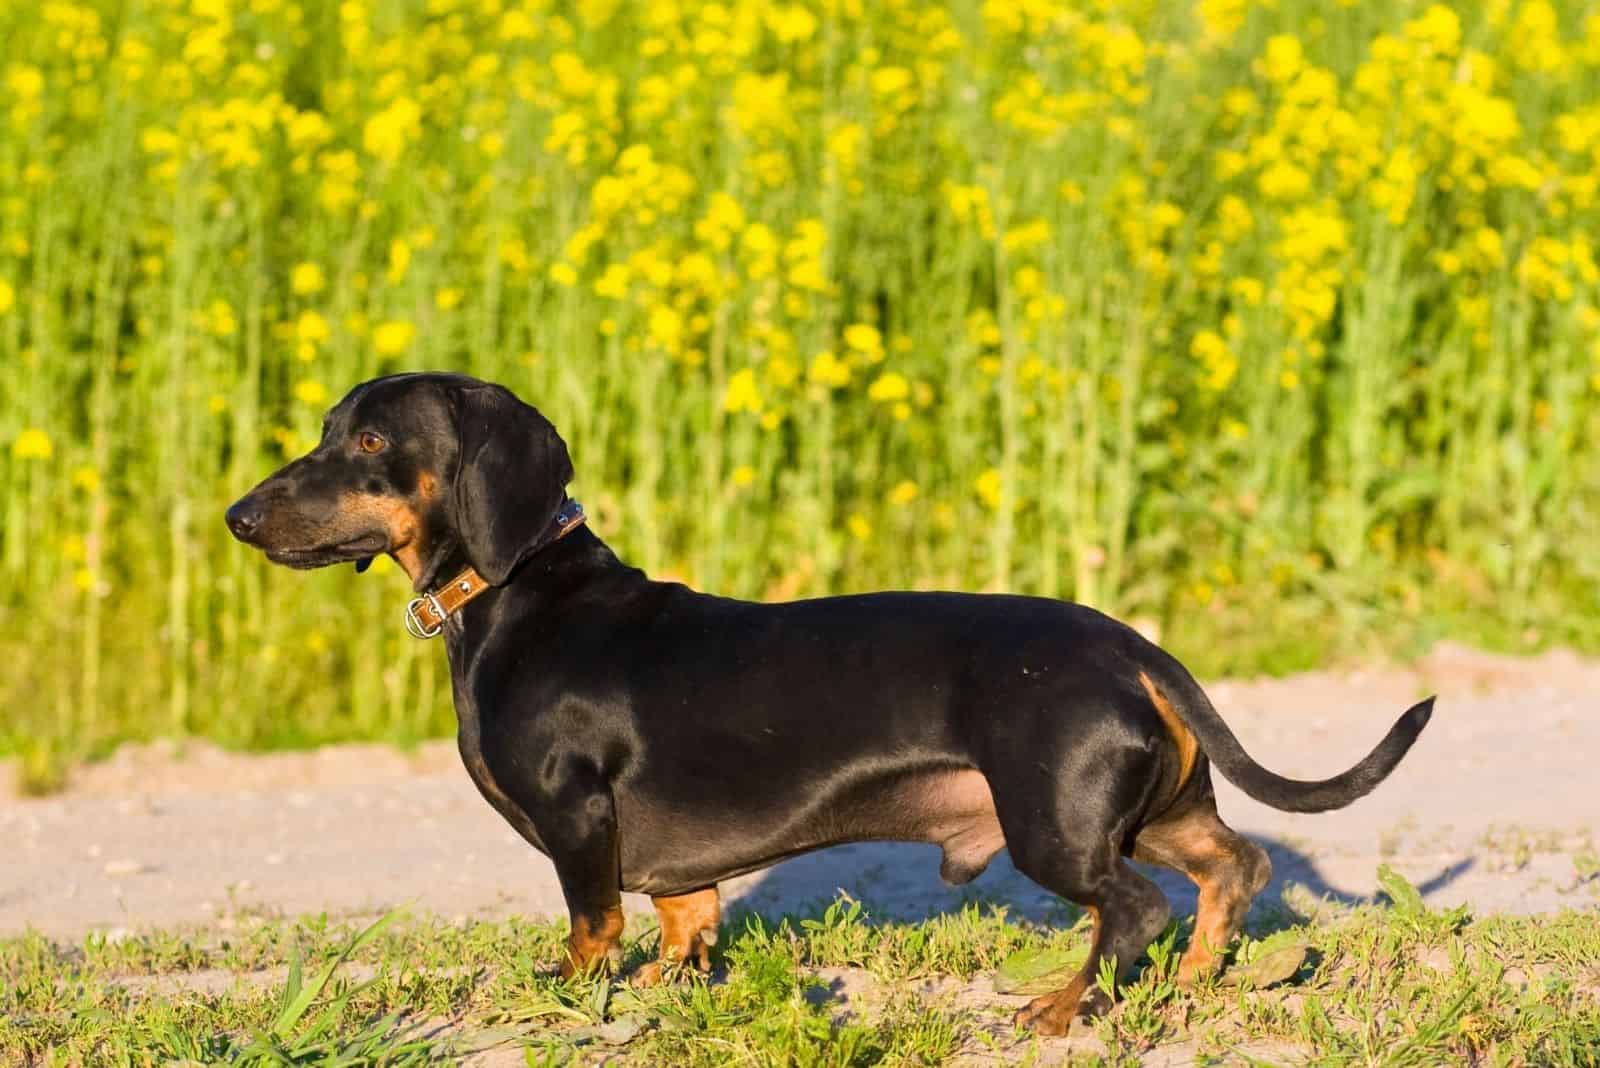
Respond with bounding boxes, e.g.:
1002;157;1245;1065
1139;669;1434;814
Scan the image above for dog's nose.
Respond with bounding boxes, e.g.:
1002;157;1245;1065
225;498;263;542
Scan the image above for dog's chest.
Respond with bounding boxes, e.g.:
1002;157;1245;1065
453;703;550;855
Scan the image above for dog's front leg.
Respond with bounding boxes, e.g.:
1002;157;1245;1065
515;765;625;979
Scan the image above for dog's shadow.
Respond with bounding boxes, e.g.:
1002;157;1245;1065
726;836;1475;935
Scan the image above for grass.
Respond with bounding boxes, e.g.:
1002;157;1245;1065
4;0;1600;780
3;875;1597;1066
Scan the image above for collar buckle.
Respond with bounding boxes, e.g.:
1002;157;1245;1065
404;594;445;639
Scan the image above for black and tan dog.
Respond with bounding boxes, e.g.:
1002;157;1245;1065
226;372;1433;1034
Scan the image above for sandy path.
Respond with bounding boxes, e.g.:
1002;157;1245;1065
4;643;1596;940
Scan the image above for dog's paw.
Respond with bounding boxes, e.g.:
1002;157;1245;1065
1012;996;1073;1036
631;931;716;988
1013;986;1109;1037
630;961;664;988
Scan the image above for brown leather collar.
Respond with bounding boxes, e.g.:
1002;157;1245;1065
404;499;586;639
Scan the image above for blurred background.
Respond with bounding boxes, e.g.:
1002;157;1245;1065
2;0;1597;787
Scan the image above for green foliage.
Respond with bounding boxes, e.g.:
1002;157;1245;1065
3;894;1599;1065
3;0;1600;763
1378;863;1473;937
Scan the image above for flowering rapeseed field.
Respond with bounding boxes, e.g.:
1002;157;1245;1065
2;0;1598;771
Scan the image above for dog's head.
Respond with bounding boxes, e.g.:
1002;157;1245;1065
225;373;574;587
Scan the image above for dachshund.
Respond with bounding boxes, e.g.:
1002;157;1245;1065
226;372;1433;1034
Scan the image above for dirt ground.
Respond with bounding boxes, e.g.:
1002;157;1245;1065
3;642;1597;941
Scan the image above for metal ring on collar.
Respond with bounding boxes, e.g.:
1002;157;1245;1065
404;595;444;639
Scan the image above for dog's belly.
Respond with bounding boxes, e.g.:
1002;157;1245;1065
616;767;1007;896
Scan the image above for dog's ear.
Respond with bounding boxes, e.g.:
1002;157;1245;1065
449;383;574;585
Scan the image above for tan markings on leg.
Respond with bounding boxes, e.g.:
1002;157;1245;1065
1181;871;1233;983
1013;907;1099;1037
1138;671;1198;800
1133;805;1270;986
633;887;721;987
562;904;625;978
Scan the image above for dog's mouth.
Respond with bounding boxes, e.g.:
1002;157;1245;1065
264;533;389;570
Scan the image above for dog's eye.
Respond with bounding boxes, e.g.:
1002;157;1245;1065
358;432;387;454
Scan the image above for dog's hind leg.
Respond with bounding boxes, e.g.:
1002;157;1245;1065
996;742;1173;1036
1006;846;1172;1035
1133;789;1271;985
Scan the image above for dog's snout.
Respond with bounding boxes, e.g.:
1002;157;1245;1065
225;498;265;542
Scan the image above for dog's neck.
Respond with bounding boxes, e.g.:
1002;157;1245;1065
401;502;615;639
439;525;638;642
400;499;586;594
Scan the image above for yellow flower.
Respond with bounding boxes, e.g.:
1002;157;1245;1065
285;110;334;153
766;5;818;42
1473;228;1504;267
1218;195;1253;243
847;514;873;541
844;323;882;354
386;239;411;285
694;193;746;251
294;380;328;406
807;350;851;388
870;66;914;96
1405;4;1461;55
72;466;100;493
1190;330;1238;391
974;468;1002;510
1003;218;1051;252
888;480;919;505
1260;35;1304;83
826;123;864;173
549;262;579;287
723;368;763;414
435;287;464;310
593;263;630;299
731;464;756;487
1229;277;1264;306
0;279;13;315
205;299;237;337
290;263;326;295
372;320;415;356
1258;161;1311;201
6;64;44;99
867;372;909;402
500;238;532;275
363;96;422;163
297;310;330;345
648;306;684;353
1198;0;1247;44
12;428;53;460
731;73;793;141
